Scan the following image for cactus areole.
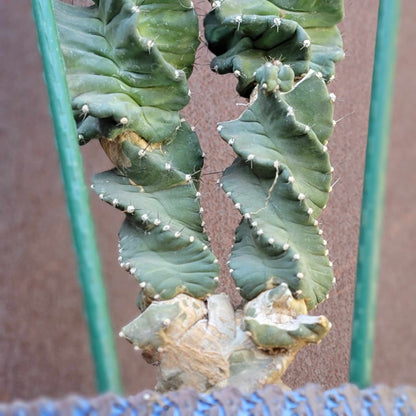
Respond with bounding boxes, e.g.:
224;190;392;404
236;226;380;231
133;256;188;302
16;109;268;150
55;0;344;392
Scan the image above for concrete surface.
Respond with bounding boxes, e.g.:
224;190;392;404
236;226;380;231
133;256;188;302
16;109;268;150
0;0;415;401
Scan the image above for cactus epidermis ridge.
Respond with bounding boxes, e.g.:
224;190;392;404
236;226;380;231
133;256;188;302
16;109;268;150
56;0;344;392
92;124;219;303
56;0;219;304
205;0;344;96
205;0;344;311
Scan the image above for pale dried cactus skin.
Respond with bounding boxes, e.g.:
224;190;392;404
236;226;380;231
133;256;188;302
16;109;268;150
121;290;330;393
244;285;331;349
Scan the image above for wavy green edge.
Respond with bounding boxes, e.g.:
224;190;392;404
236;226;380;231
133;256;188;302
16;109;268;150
56;0;219;306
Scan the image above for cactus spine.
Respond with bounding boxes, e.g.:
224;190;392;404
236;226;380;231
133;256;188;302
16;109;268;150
56;0;344;392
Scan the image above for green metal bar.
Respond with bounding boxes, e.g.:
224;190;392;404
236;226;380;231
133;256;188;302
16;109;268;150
32;0;123;394
350;0;401;388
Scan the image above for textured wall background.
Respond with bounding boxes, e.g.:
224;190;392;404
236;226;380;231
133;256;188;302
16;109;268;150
0;0;415;401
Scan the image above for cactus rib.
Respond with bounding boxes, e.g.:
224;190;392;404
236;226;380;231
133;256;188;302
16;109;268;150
55;0;345;392
206;0;344;363
55;0;219;305
218;67;335;309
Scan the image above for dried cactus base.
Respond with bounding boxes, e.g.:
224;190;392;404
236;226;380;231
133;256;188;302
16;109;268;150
121;287;330;393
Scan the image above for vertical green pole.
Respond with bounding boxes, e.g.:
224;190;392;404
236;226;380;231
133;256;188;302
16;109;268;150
32;0;122;394
350;0;401;388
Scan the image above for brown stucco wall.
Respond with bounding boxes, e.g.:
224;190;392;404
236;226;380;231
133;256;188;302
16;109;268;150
1;0;415;402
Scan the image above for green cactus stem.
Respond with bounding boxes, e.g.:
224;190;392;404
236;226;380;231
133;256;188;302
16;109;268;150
219;66;335;309
244;285;331;350
55;0;219;307
200;0;343;391
205;11;310;97
205;0;344;96
56;0;344;393
55;0;199;143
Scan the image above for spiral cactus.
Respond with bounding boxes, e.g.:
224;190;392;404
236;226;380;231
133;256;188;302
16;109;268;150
55;0;344;392
205;0;344;95
55;0;219;309
219;66;335;310
205;0;344;351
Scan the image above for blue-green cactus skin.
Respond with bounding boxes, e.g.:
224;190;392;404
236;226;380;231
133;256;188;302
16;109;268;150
206;1;344;311
205;0;344;96
308;26;344;81
55;0;219;305
53;0;346;392
218;68;335;310
55;0;199;144
244;285;330;349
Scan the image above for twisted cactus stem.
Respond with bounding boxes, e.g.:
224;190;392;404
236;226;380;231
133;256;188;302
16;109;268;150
56;0;343;393
121;288;330;392
55;0;219;308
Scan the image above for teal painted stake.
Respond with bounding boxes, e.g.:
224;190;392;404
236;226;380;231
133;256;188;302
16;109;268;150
350;0;401;388
32;0;123;394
